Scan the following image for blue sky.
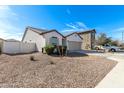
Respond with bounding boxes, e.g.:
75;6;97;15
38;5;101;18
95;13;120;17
0;5;124;41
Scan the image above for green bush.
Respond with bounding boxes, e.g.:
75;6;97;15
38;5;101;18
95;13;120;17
44;45;55;55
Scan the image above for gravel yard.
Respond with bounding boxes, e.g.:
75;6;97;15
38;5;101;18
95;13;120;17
0;53;117;88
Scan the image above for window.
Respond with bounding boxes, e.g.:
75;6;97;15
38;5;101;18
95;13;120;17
49;37;59;46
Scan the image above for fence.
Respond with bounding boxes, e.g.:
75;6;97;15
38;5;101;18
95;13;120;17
2;41;37;54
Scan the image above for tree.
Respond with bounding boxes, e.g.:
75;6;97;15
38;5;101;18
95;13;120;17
96;33;112;45
111;40;120;46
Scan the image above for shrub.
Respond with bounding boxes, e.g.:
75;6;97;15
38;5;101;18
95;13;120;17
44;45;55;55
56;46;67;56
50;61;55;65
30;56;35;61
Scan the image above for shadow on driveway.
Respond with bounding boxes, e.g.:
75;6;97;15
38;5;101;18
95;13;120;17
50;51;88;57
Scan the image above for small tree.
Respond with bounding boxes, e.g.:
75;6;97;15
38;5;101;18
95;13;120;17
120;43;124;49
111;40;120;46
96;33;112;45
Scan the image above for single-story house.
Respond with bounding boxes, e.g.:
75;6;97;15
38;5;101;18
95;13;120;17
22;26;84;51
22;26;65;51
22;26;96;52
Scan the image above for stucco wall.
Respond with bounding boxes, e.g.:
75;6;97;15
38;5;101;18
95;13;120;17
0;39;3;46
43;31;63;45
2;41;36;54
66;33;82;42
0;39;3;52
22;29;45;51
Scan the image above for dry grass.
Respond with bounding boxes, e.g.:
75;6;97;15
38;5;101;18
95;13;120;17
0;53;117;88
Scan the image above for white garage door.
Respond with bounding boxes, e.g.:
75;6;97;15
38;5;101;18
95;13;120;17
68;41;82;50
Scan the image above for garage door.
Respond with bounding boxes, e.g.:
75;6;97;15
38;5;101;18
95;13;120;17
68;41;82;50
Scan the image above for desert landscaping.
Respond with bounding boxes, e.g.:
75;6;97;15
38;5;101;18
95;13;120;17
0;52;117;88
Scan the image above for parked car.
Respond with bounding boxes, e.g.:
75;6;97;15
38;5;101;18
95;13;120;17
94;45;104;50
94;44;121;52
103;44;121;52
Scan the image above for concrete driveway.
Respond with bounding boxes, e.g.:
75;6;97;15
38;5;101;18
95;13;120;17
75;50;124;87
94;53;124;88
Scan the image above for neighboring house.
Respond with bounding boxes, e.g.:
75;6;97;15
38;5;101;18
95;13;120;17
6;39;20;42
65;32;83;50
78;29;96;50
22;26;65;51
0;38;4;53
0;38;4;44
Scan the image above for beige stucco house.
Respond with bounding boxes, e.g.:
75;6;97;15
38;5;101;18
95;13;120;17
22;26;84;51
22;26;65;51
22;26;96;51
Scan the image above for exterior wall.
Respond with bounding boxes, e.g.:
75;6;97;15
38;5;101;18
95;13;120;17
22;29;46;51
66;34;82;42
79;32;95;50
91;32;96;49
0;39;3;52
0;39;3;46
2;41;36;54
80;33;91;50
0;39;3;43
43;31;63;45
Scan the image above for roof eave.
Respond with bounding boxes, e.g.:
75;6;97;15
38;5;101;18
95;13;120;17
40;30;65;38
65;32;83;40
78;29;96;34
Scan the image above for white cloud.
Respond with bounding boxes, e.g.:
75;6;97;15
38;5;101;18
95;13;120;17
0;5;22;40
0;6;17;19
62;22;89;34
66;22;88;30
65;23;77;29
76;22;88;29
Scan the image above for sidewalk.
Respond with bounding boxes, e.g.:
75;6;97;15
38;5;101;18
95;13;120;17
96;54;124;88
